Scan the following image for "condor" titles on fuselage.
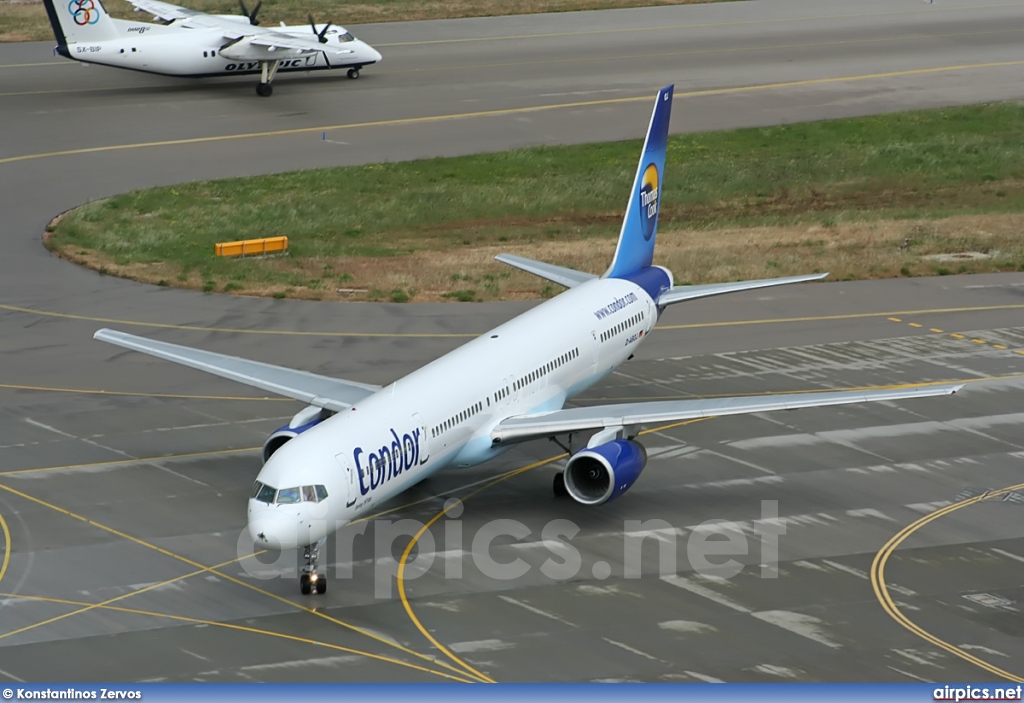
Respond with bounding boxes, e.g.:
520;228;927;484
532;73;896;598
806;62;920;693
352;427;424;495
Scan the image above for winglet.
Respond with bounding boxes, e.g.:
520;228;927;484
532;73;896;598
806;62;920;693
604;85;674;279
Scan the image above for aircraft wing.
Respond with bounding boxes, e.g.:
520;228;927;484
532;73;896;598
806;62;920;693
94;329;380;412
128;0;225;28
246;33;350;53
657;273;828;306
496;254;598;289
127;0;346;53
490;383;963;445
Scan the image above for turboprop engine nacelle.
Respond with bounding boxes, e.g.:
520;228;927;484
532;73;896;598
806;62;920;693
564;439;647;505
263;405;334;462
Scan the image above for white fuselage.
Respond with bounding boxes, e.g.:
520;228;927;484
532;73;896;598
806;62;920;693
247;276;659;550
63;18;380;78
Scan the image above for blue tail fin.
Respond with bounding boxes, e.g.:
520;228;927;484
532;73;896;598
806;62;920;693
604;85;674;279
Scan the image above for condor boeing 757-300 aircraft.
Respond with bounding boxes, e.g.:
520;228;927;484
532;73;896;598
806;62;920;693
95;86;962;594
42;0;381;96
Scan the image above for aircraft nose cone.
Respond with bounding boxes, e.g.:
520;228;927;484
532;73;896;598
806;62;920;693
247;505;301;551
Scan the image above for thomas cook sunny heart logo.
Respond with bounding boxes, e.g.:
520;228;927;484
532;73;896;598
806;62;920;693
638;163;659;241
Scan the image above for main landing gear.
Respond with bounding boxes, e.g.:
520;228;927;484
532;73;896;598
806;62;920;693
256;59;280;97
299;538;327;595
550;432;577;498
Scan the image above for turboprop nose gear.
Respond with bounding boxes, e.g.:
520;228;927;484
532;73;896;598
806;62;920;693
299;537;327;594
256;59;279;97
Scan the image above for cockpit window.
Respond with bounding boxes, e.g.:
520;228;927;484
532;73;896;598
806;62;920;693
276;487;301;504
315;485;329;501
255;483;277;504
251;481;264;499
302;485;316;502
337;32;354;42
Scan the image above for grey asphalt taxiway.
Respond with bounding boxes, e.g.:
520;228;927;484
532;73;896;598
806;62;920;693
2;0;1024;684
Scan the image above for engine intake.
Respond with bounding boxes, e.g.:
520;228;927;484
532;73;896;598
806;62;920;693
564;439;647;505
263;405;334;462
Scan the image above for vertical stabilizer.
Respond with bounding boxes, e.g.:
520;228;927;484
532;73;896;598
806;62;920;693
604;85;674;279
43;0;120;52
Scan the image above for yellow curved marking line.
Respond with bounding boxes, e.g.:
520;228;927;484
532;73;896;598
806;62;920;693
870;482;1024;683
579;372;1024;403
395;417;710;682
0;61;66;69
395;457;557;684
4;301;1024;340
0;510;10;587
377;2;1020;46
0;446;260;477
389;28;1024;75
0;303;477;337
0;592;475;683
0;85;172;97
657;303;1024;331
0;382;290;402
0;551;254;642
0;479;480;682
5;60;1024;165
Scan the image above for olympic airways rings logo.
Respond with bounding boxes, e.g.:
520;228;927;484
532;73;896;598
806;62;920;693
68;0;100;26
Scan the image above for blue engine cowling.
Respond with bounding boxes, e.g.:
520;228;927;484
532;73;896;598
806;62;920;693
262;405;334;462
564;439;647;505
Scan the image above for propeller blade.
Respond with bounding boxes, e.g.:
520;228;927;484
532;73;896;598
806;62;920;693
239;0;259;24
307;13;330;43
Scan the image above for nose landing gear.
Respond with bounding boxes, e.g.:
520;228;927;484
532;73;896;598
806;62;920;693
299;538;327;594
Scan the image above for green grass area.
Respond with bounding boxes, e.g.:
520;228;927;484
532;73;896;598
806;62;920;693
49;102;1024;301
2;0;723;42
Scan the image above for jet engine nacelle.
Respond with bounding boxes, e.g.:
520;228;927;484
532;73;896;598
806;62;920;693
263;405;334;462
563;439;647;505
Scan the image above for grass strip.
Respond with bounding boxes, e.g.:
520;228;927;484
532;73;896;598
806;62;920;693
48;102;1024;302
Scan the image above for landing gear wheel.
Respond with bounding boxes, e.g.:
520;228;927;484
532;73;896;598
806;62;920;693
299;538;326;595
553;471;568;498
256;82;273;97
347;67;360;79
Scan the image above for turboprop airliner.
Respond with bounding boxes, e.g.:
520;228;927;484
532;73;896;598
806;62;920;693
94;86;962;595
42;0;381;96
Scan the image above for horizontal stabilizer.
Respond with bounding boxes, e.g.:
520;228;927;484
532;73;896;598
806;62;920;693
491;383;963;445
94;328;380;411
658;273;827;306
495;254;597;289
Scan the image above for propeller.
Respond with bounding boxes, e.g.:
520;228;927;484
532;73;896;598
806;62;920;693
308;14;330;44
238;0;261;25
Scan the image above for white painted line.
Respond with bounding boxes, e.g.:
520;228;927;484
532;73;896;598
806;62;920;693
497;595;578;627
751;610;841;649
661;575;750;613
602;637;663;662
